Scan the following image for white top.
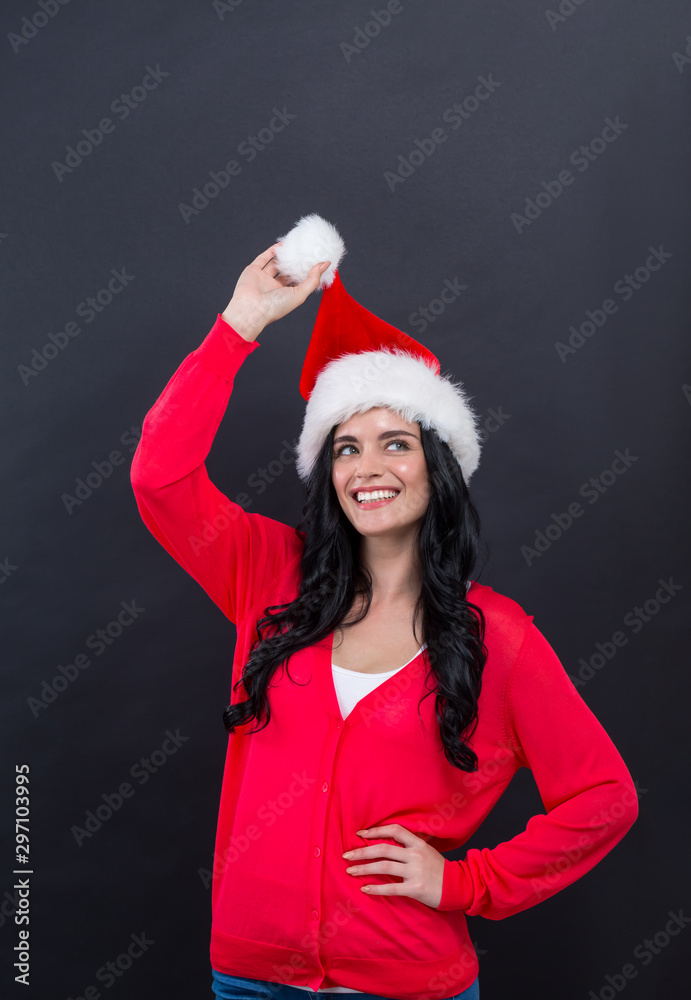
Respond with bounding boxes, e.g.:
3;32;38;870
331;644;428;720
288;643;428;994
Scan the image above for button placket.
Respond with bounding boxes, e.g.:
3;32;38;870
308;716;347;959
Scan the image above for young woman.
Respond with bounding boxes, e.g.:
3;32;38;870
130;217;638;1000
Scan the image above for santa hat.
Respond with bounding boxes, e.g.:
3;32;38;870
274;214;482;485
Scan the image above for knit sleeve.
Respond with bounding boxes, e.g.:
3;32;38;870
130;314;303;626
437;622;639;918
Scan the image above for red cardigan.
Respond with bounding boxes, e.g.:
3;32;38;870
130;314;638;1000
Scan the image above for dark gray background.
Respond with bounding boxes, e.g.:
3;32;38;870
2;0;690;997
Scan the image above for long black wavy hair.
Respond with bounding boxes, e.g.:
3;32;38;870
223;421;488;772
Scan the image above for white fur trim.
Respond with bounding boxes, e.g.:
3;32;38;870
274;214;346;290
296;348;482;483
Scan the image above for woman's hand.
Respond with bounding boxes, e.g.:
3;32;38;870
342;823;446;909
222;243;330;342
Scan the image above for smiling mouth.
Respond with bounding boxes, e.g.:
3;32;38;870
353;489;400;505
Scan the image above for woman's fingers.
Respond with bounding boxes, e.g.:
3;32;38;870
251;242;282;269
223;244;329;334
290;260;331;304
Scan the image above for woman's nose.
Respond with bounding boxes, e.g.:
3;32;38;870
354;445;384;475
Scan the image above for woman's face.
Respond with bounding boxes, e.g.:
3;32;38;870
331;407;430;539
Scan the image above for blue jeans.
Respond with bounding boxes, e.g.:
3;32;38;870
211;969;480;1000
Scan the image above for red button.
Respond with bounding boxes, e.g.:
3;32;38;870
314;847;321;857
312;909;319;920
322;782;328;793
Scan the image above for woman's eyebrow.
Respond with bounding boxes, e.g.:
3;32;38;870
333;430;419;445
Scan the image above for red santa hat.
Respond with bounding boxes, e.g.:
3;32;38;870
274;214;482;485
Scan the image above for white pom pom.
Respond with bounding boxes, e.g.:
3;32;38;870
274;213;346;290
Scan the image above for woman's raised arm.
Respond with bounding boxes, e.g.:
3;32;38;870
129;244;330;625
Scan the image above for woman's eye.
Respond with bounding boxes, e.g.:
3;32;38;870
335;440;409;457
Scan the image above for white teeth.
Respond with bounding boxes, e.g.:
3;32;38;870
355;490;399;503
